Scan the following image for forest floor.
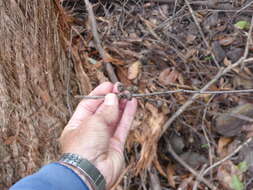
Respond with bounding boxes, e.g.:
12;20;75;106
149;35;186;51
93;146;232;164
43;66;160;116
1;0;253;189
62;0;253;189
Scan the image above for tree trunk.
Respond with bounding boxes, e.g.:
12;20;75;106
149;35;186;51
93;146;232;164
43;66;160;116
0;1;73;188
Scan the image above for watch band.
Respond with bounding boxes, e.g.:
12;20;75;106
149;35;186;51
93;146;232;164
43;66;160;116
59;153;106;190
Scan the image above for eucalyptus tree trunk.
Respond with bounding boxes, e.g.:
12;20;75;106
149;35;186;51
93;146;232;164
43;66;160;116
0;1;72;188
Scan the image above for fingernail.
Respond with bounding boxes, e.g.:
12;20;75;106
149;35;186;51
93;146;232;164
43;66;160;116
104;93;117;105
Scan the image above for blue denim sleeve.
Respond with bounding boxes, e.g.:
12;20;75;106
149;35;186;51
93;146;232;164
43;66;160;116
10;163;89;190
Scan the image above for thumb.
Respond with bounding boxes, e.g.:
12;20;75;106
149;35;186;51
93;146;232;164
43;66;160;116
94;93;119;134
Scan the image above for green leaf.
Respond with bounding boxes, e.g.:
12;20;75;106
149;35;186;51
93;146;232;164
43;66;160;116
238;161;248;173
201;144;209;148
204;55;213;61
234;21;250;30
230;175;244;190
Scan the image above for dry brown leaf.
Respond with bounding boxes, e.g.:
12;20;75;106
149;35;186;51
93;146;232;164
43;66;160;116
154;158;167;177
166;165;176;188
135;103;166;174
219;36;235;46
217;137;232;157
159;68;180;85
128;61;141;80
104;52;126;65
186;34;196;44
116;67;132;85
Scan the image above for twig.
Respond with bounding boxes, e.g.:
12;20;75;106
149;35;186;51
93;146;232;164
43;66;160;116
201;96;215;180
160;15;253;135
244;57;253;63
202;137;253;177
235;1;253;15
185;0;220;68
193;164;208;190
167;142;217;190
84;0;118;83
76;88;253;99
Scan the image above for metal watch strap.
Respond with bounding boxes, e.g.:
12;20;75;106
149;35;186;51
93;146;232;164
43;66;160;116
59;153;106;190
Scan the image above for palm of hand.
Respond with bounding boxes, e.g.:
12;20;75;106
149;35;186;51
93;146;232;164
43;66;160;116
60;82;137;188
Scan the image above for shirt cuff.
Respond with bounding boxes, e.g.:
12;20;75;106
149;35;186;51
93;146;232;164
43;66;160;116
10;163;89;190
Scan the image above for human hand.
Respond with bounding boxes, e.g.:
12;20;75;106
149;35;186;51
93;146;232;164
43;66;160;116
60;82;138;188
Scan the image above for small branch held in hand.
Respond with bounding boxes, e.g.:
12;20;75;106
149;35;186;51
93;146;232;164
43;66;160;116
75;88;253;99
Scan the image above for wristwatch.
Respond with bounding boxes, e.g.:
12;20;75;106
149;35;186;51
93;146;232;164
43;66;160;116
59;153;106;190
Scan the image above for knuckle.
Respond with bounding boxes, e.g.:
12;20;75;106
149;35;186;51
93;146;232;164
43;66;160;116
78;100;95;114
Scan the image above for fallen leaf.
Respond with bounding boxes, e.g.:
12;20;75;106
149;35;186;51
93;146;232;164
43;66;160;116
226;48;244;62
116;66;132;85
231;175;244;190
104;52;126;65
180;152;207;168
135;103;166;173
169;134;185;154
154;158;167;177
217;161;243;190
217;137;232;157
237;161;248;173
166;165;176;188
212;41;226;62
158;68;180;85
234;21;250;30
128;61;141;80
215;103;253;137
219;36;235;46
186;34;196;44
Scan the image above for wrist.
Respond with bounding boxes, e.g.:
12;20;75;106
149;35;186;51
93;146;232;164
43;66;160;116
60;162;95;190
58;153;106;190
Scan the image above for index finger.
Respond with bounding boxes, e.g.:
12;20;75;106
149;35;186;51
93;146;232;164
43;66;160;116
67;82;113;127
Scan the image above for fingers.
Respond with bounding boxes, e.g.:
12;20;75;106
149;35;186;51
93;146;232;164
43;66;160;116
67;82;113;128
94;93;120;135
113;82;128;118
112;82;121;93
110;98;137;153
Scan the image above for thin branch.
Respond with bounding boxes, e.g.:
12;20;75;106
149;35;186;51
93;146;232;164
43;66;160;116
193;164;208;190
244;57;253;63
160;15;253;135
167;142;217;190
185;0;220;68
235;1;253;15
202;137;253;177
76;88;253;99
84;0;118;83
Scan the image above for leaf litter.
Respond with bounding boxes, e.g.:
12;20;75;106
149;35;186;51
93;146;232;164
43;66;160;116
1;0;253;189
